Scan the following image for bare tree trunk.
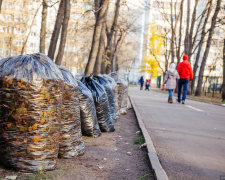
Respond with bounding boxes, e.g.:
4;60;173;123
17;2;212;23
94;0;101;17
21;5;41;54
222;39;225;101
176;0;184;65
94;23;106;74
55;0;70;65
195;0;222;96
191;0;212;94
170;0;175;63
48;0;64;60
103;0;121;73
40;0;48;54
188;0;198;59
110;30;122;73
184;0;190;55
85;0;109;76
0;0;3;13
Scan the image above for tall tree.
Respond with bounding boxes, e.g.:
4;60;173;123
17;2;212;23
40;0;48;53
48;0;64;60
55;0;70;65
21;4;41;54
0;0;2;13
176;0;184;65
184;0;190;55
191;0;212;94
195;0;222;96
84;0;109;76
187;0;199;58
222;39;225;101
93;23;106;74
103;0;121;73
170;0;175;63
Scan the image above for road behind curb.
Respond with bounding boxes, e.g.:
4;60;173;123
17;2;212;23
129;95;169;180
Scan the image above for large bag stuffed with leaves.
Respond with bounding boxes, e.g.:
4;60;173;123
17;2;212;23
0;53;63;172
93;75;116;123
81;76;115;132
109;73;128;115
77;80;101;137
58;66;85;158
103;74;119;120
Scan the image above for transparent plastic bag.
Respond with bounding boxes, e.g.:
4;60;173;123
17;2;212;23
81;76;115;132
109;73;128;115
117;78;128;115
0;53;63;172
58;66;85;158
77;80;101;137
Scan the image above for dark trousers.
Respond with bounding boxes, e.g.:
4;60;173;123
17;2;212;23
140;83;144;90
178;79;189;102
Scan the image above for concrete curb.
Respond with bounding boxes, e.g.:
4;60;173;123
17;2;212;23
129;95;169;180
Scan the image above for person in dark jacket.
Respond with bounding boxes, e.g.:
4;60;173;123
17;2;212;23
139;76;144;90
177;55;193;104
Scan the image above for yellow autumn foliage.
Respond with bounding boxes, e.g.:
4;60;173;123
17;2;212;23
140;25;163;78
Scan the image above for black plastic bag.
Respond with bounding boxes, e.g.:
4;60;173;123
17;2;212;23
0;53;63;172
93;75;116;122
81;76;115;132
103;74;119;120
58;66;85;158
77;80;101;137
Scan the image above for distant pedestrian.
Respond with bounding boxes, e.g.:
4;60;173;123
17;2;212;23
145;79;150;91
139;76;144;90
177;55;193;104
163;63;180;103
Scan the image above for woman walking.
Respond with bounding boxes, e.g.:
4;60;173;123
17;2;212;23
163;63;180;103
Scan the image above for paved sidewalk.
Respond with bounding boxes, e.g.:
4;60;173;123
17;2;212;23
129;87;225;180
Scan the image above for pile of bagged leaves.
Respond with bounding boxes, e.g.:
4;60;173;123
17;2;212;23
77;80;101;137
0;53;63;172
103;74;119;120
81;76;115;132
0;53;128;172
109;73;128;114
58;66;84;158
93;75;117;123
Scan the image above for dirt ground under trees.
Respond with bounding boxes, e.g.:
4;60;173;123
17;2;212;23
0;109;155;180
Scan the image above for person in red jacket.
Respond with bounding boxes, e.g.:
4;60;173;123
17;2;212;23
177;55;193;104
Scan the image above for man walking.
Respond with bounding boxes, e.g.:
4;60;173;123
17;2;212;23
139;76;144;90
177;55;193;104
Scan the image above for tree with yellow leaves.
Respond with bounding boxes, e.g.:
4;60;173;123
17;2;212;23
140;25;163;78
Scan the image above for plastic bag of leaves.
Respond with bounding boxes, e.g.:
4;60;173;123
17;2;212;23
81;76;115;132
108;73;128;114
93;75;117;123
0;53;63;172
58;66;85;158
102;74;119;121
77;80;101;137
117;78;128;115
109;72;119;82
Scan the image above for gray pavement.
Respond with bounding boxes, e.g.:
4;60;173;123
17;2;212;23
129;87;225;180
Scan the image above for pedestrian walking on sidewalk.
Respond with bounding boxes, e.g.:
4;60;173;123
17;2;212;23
163;63;180;103
139;76;144;90
177;55;193;104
